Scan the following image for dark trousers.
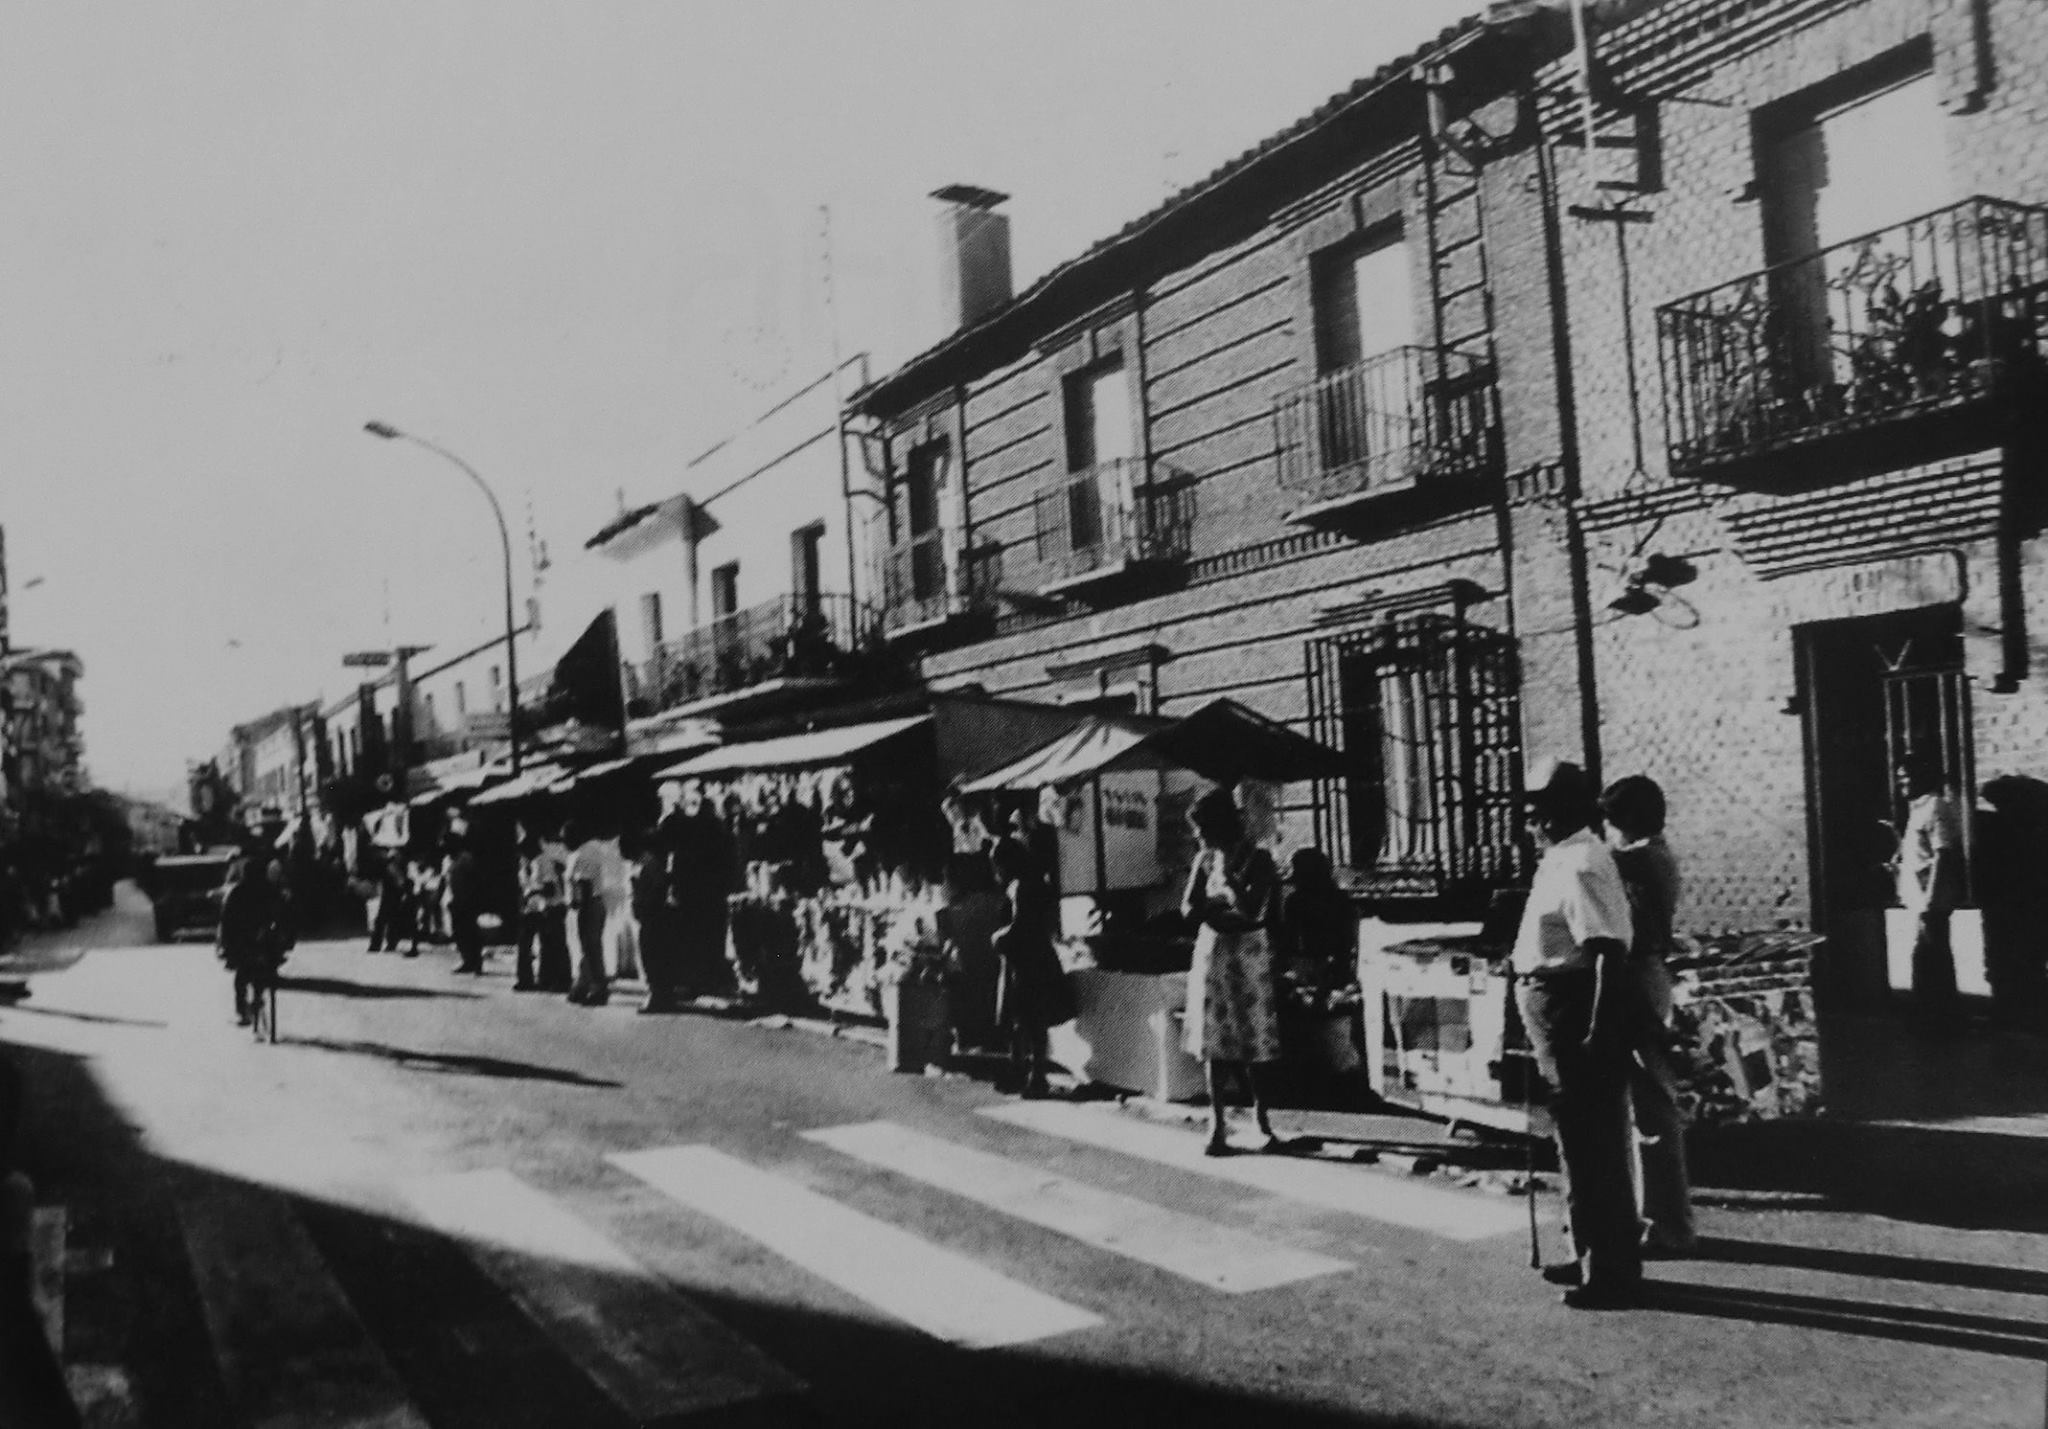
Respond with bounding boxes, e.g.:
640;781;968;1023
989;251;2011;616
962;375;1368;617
637;907;680;1007
1911;910;1961;1023
367;885;408;951
1518;970;1642;1289
451;905;483;971
569;903;609;1004
517;908;568;989
677;897;732;996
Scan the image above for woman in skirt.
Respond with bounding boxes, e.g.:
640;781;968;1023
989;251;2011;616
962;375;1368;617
1182;787;1284;1155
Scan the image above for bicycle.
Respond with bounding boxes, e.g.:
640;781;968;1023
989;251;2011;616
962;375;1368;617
248;951;281;1045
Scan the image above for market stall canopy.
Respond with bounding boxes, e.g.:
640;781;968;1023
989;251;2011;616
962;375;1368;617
467;764;573;807
656;714;932;780
958;714;1163;794
961;699;1341;792
1146;698;1347;784
566;751;683;788
408;765;509;810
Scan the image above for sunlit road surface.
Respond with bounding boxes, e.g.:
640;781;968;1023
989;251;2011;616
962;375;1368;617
5;886;2045;1428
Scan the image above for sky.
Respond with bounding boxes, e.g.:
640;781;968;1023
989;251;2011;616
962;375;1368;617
0;0;1487;804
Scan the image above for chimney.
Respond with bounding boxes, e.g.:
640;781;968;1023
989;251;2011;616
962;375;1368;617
932;185;1012;332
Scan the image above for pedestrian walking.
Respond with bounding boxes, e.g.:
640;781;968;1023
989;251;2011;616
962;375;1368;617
217;856;289;1027
1182;787;1284;1155
625;824;681;1014
1512;758;1641;1308
564;820;610;1007
990;836;1072;1098
661;784;736;999
515;827;569;992
1599;774;1698;1258
445;834;485;975
937;851;1006;1052
365;847;409;953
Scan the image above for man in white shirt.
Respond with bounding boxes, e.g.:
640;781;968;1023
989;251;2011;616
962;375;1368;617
1894;752;1963;1027
1513;758;1641;1308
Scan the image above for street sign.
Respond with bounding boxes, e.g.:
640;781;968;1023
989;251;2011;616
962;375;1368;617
465;711;512;740
341;651;392;668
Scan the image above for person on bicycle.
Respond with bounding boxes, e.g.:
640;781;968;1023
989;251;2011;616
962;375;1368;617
218;856;290;1027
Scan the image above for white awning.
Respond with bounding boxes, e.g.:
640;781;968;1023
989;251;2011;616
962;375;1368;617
467;764;573;807
656;714;932;780
961;698;1342;792
958;716;1161;793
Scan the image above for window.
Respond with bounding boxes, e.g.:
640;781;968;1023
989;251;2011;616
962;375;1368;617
489;665;502;711
1312;229;1413;375
1305;612;1522;908
1058;361;1132;554
1758;52;1948;386
640;591;664;656
455;681;466;717
423;692;436;730
898;442;949;604
710;563;740;621
791;523;825;611
1309;229;1416;475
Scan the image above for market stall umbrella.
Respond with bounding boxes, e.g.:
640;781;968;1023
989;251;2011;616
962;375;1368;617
960;699;1340;793
1147;698;1347;785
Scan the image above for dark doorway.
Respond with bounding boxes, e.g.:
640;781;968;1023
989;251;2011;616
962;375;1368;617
1799;604;1971;1007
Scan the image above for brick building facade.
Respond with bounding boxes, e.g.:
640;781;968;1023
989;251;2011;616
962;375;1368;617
854;0;2048;1017
1556;0;2048;1013
853;12;1578;920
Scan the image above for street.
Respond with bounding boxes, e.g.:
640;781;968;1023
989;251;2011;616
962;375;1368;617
3;888;2044;1429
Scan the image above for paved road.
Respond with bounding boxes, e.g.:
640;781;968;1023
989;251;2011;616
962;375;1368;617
4;886;2045;1428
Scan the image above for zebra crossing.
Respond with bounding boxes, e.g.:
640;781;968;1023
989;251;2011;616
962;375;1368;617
127;1105;1521;1426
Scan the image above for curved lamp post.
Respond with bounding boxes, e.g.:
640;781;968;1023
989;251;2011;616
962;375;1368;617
363;422;522;774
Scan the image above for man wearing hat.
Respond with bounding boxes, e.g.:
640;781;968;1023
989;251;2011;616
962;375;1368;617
1513;757;1642;1308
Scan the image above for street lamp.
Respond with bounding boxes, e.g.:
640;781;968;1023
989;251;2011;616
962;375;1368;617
363;422;522;774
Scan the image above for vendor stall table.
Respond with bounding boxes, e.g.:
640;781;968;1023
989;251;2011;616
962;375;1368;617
1049;969;1205;1102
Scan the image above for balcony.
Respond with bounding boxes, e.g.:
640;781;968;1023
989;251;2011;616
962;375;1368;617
880;533;1002;640
640;593;874;714
1032;457;1194;595
1273;346;1501;525
1660;196;2048;483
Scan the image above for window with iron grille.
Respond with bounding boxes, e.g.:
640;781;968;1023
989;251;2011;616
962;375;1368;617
1304;612;1524;910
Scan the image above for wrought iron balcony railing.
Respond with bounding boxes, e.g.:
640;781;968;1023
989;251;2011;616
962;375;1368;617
1033;457;1194;591
880;533;1001;634
1273;346;1500;513
1659;196;2048;477
640;592;872;712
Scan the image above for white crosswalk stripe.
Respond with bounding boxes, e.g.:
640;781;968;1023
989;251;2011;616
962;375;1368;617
806;1120;1354;1293
398;1167;805;1422
178;1186;431;1429
610;1144;1104;1349
983;1101;1527;1242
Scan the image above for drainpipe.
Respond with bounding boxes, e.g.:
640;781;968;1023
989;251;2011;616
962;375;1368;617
1534;108;1603;783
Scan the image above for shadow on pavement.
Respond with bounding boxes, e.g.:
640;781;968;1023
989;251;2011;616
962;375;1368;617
1690;1118;2048;1233
284;1037;624;1088
1693;1234;2048;1298
275;975;482;1003
5;1035;1494;1429
0;1005;168;1031
1641;1278;2048;1361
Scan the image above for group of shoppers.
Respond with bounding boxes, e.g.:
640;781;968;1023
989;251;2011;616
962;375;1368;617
506;786;738;1014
